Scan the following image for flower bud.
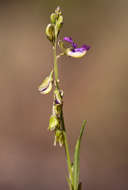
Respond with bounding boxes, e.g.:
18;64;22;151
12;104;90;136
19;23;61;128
50;13;58;24
55;6;62;15
45;24;55;43
55;15;63;38
38;70;53;95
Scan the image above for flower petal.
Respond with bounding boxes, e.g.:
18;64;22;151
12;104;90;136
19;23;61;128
81;44;90;51
66;48;87;58
63;36;73;43
63;37;77;48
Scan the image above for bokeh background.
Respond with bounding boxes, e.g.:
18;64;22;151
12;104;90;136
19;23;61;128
0;0;128;189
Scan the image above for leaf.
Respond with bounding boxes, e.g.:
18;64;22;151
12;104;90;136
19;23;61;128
73;120;87;190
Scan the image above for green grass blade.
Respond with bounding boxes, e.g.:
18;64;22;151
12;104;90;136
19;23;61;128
73;120;87;190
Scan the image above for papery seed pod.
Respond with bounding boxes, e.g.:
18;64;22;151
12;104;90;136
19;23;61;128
54;129;64;147
53;104;62;119
45;24;55;43
48;115;59;131
38;70;53;95
52;104;61;117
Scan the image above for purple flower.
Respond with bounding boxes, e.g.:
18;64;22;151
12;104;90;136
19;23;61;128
63;37;90;58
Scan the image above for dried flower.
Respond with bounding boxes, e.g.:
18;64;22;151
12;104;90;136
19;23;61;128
38;70;53;94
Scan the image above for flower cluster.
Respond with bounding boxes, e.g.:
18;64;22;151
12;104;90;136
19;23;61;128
45;6;63;44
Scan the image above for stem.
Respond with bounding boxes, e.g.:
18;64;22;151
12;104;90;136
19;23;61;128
53;41;73;186
61;112;73;184
53;42;58;84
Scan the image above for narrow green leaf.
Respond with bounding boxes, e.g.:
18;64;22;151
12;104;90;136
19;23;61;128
73;120;87;190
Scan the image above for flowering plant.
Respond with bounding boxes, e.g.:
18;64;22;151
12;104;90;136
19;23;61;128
38;6;90;190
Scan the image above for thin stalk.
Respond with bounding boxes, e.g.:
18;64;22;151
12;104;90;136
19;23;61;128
53;42;58;84
53;40;73;185
61;112;73;184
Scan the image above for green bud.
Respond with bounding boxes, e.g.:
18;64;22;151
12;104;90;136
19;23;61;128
48;115;59;131
50;13;58;24
38;70;53;95
55;15;63;38
45;24;55;43
55;6;62;15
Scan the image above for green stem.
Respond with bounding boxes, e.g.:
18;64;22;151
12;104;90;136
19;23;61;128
61;112;73;185
53;42;58;85
53;41;73;187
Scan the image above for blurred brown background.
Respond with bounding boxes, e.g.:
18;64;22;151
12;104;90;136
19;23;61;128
0;0;128;189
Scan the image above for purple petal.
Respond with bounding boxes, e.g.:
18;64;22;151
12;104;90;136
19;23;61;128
63;37;77;48
73;44;90;53
81;44;90;51
55;99;60;105
72;42;77;48
63;37;73;44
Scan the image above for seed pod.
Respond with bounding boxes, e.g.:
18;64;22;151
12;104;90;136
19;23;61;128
48;115;59;131
54;129;64;147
